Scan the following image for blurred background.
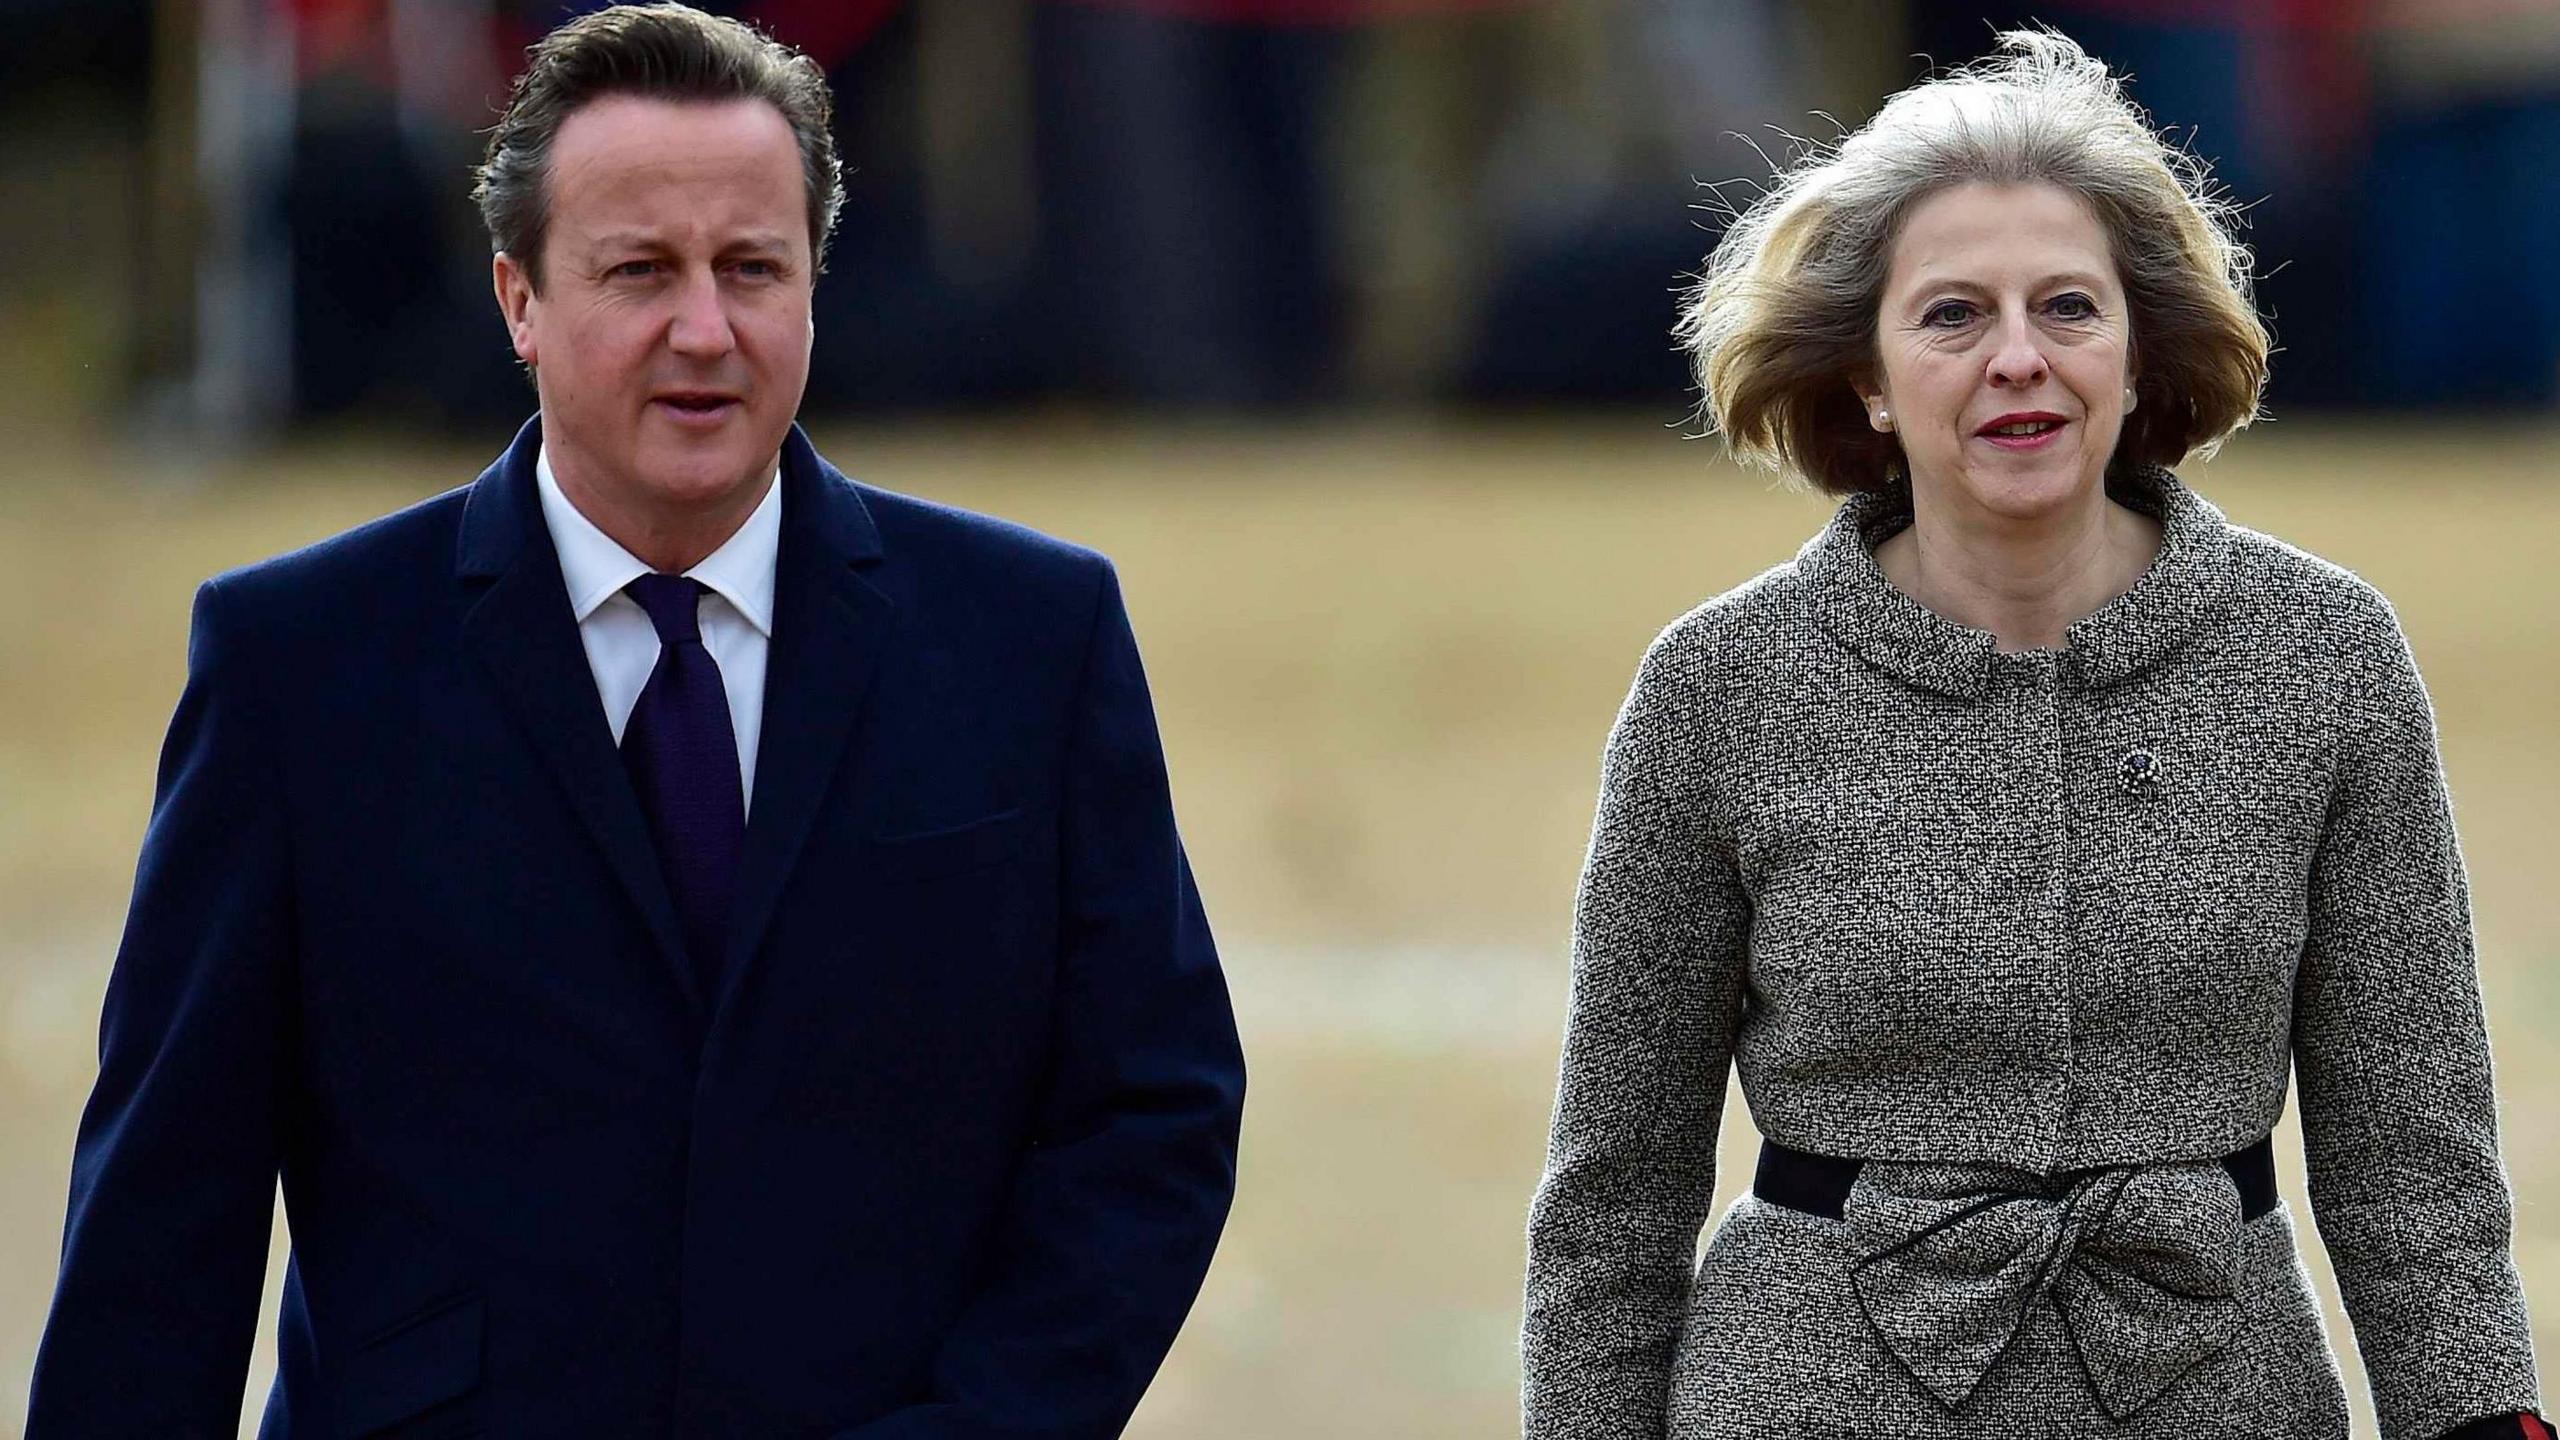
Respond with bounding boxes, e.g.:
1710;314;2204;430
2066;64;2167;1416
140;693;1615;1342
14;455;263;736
3;0;2558;1435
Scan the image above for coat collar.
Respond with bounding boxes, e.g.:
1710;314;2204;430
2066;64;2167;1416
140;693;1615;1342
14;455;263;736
1796;465;2236;701
454;416;894;1019
457;418;882;580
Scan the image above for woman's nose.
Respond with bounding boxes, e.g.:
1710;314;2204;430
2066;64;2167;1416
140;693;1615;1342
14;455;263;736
1985;317;2050;388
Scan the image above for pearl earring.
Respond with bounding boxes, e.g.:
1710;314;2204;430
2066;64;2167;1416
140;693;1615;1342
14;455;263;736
1874;407;1894;432
2123;385;2139;412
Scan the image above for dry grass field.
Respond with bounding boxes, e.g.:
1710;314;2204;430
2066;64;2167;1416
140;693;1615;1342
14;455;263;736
2;415;2556;1436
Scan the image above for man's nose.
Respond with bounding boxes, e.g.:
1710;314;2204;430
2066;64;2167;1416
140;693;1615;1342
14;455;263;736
1985;314;2050;388
665;267;736;358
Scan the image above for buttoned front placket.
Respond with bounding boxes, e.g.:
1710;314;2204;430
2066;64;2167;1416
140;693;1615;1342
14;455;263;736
2052;650;2144;1174
1988;647;2075;1172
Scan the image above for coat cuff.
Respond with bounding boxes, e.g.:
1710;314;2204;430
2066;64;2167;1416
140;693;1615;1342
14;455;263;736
2435;1412;2552;1440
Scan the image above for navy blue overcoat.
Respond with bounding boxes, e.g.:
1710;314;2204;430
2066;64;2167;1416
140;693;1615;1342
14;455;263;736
29;419;1246;1439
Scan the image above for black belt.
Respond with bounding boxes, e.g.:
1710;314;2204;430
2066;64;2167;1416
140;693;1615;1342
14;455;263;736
1759;1134;2280;1420
1754;1134;2277;1222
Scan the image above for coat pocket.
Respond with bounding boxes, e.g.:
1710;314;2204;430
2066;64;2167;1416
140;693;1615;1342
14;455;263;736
336;1293;483;1438
861;806;1047;881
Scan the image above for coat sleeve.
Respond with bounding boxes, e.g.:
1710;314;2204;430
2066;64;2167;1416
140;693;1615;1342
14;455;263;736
27;577;294;1438
834;559;1245;1440
1522;626;1752;1439
2291;590;2542;1440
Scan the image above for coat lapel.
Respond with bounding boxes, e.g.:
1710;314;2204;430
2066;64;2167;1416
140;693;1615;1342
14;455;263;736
455;419;699;1008
714;425;893;1015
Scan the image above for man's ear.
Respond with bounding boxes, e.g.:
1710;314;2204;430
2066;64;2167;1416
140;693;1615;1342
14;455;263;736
492;252;539;369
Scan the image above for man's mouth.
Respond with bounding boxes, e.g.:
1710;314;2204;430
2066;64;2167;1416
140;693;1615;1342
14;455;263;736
654;392;740;420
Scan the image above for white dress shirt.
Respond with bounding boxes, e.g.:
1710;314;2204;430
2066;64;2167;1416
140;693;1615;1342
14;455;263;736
534;446;780;814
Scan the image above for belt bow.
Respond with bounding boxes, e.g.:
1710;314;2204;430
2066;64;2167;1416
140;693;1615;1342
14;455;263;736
1844;1157;2244;1419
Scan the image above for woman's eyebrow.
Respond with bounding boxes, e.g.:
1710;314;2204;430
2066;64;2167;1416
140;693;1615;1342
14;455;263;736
1899;270;2112;296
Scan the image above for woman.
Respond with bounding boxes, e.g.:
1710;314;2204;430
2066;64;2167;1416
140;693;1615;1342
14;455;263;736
1521;30;2546;1440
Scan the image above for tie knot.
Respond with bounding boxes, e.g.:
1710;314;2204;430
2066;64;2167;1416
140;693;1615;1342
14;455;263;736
625;573;707;644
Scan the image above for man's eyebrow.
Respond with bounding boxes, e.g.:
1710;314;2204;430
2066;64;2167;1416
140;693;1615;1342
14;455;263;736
584;232;672;256
584;231;795;251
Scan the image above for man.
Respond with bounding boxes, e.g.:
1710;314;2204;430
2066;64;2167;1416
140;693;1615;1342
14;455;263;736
27;5;1245;1436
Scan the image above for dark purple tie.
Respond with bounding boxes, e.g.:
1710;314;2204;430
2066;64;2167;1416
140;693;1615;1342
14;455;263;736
620;573;744;998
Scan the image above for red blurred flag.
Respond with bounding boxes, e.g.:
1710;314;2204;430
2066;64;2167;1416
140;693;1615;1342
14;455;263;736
1053;0;1539;22
744;0;907;67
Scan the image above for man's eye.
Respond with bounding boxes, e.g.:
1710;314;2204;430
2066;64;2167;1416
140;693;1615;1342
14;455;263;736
733;260;777;278
1922;300;1975;327
611;261;658;279
2049;292;2097;320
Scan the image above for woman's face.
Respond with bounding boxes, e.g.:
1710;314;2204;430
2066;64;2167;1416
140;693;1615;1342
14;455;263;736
1859;181;2134;523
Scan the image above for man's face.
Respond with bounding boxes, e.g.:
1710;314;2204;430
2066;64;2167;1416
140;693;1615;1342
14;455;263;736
494;94;814;534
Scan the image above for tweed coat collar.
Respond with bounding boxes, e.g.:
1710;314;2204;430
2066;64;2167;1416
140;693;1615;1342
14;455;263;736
1796;465;2237;701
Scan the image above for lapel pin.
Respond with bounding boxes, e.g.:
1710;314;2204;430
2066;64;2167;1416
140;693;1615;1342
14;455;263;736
2116;747;2162;798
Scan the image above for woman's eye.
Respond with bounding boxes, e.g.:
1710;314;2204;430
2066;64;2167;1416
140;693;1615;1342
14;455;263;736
2048;292;2097;320
1922;300;1975;327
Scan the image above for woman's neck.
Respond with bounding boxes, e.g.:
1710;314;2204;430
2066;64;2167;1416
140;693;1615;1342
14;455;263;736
1872;484;2164;653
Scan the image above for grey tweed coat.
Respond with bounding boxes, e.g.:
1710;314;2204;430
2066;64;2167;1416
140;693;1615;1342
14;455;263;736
1522;466;2542;1439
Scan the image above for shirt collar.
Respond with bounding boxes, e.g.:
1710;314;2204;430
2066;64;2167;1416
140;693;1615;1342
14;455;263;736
1795;465;2237;700
535;444;781;637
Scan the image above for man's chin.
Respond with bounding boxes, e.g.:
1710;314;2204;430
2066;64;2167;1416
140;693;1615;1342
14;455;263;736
618;427;760;493
635;461;770;510
635;412;782;479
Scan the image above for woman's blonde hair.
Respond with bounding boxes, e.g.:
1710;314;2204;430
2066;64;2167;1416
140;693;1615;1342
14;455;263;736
1679;28;2269;496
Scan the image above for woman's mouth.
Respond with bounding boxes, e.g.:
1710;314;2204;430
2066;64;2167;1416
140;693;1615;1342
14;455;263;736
1976;414;2067;450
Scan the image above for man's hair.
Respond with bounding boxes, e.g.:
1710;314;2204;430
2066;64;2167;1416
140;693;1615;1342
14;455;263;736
471;1;845;292
1678;28;2269;496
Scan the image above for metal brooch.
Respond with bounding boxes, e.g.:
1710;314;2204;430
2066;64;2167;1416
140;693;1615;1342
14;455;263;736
2116;747;2163;797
